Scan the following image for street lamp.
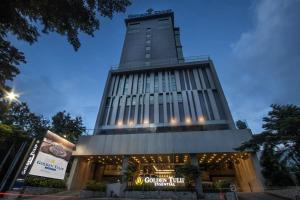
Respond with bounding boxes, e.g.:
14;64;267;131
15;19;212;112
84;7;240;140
4;89;20;103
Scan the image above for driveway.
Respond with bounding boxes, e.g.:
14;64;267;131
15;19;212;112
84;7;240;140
238;192;286;200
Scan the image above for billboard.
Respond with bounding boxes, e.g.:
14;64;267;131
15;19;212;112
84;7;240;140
29;130;75;180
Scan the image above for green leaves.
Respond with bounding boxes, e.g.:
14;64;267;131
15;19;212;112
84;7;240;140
236;104;300;186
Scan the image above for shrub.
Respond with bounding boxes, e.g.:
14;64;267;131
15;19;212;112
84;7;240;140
25;175;66;188
85;180;106;192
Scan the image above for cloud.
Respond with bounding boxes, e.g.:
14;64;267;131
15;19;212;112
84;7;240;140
227;0;300;132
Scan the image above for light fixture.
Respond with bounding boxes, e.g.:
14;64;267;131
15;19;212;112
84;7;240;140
143;119;149;125
117;121;123;127
185;117;192;124
198;116;205;124
170;118;177;125
128;120;134;127
4;89;20;103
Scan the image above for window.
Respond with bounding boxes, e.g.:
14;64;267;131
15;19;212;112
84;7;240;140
154;73;159;92
179;70;185;90
184;71;190;90
202;68;211;88
137;96;143;124
123;96;130;124
197;91;208;120
130;96;136;122
146;28;151;32
170;72;177;91
123;75;129;94
146;40;151;44
213;90;226;120
145;73;150;93
146;46;151;51
159;94;164;123
166;93;171;122
149;94;154;123
137;74;143;94
107;97;114;125
162;72;166;92
146;34;151;38
204;91;214;120
189;70;197;89
177;93;184;122
115;97;122;124
101;97;110;125
145;61;150;66
145;53;151;59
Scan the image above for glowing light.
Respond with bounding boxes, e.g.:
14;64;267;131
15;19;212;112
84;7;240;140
128;120;134;127
198;116;205;124
117;121;123;127
4;89;20;102
143;119;149;125
185;117;191;124
170;118;177;125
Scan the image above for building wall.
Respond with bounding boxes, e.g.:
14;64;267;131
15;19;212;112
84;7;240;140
120;13;178;68
96;62;234;134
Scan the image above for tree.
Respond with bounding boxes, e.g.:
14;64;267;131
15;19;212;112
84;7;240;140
0;102;49;138
176;163;200;188
236;120;248;129
237;104;300;185
51;111;86;143
0;0;131;94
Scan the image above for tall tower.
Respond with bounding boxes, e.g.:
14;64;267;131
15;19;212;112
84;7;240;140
70;10;264;195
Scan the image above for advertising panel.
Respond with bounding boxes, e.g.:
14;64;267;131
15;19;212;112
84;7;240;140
29;130;75;180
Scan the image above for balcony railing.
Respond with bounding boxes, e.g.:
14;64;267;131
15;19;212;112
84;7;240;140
110;55;210;71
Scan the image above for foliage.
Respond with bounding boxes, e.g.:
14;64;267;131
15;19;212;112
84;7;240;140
176;164;200;187
51;111;86;143
0;0;131;93
236;104;300;185
236;120;248;129
0;102;49;138
25;175;66;188
85;180;106;192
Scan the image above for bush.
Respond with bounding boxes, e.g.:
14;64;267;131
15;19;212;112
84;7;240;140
85;180;106;192
25;175;66;188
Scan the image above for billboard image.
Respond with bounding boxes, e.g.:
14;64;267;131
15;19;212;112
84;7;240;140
29;130;75;180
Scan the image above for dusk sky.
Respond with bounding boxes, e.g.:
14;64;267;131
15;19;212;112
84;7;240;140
9;0;300;134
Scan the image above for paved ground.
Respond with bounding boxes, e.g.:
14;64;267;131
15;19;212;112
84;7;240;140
238;192;287;200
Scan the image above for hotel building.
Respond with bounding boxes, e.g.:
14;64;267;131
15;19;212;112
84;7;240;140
68;10;264;195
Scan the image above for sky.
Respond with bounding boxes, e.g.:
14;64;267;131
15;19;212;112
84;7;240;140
9;0;300;134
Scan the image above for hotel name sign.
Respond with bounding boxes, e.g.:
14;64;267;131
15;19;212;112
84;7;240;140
135;176;185;187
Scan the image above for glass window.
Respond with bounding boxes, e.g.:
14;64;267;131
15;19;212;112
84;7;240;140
204;90;214;120
197;91;208;120
146;40;151;44
138;74;143;93
184;71;190;90
146;34;151;38
177;93;184;122
145;53;151;59
149;94;154;123
145;73;150;93
154;73;159;93
162;72;166;92
202;68;211;88
179;70;185;90
189;70;197;89
123;76;129;94
170;72;177;91
146;28;151;32
158;94;164;124
146;46;151;51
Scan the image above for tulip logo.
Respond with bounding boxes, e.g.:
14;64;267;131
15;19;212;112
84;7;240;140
135;177;143;185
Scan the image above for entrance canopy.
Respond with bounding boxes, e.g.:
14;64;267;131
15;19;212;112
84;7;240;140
73;129;252;156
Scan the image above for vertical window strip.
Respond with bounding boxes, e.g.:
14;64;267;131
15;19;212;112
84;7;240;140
202;68;211;89
179;70;185;90
184;70;190;90
213;90;226;120
204;90;215;120
197;91;208;120
189;70;197;89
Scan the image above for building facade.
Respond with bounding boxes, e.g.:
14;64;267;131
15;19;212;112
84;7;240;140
68;10;264;195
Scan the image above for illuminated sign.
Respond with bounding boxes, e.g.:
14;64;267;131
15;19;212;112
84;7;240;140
135;176;185;187
29;131;75;180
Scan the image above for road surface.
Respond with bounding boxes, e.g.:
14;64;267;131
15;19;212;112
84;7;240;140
238;192;286;200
